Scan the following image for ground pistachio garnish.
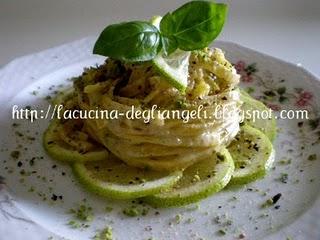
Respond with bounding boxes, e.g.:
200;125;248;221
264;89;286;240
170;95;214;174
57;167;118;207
185;217;195;224
278;158;291;165
93;226;113;240
67;202;94;229
212;213;233;236
278;173;288;183
218;229;227;235
67;220;83;229
10;150;20;159
105;206;113;213
175;214;182;224
213;214;232;226
122;205;149;217
261;199;274;208
308;154;317;161
261;193;282;208
71;204;93;221
168;214;184;226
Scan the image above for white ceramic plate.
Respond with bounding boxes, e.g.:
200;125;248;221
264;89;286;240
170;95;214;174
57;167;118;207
0;37;319;240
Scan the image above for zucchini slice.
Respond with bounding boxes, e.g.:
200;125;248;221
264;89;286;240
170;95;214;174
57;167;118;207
43;119;109;162
240;90;277;141
144;148;234;207
228;125;275;185
72;154;182;199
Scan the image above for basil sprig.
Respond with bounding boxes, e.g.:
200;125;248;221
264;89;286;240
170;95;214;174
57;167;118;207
93;1;227;61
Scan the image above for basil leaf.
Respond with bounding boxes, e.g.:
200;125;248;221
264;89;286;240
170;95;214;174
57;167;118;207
93;21;161;62
161;36;178;56
160;1;227;51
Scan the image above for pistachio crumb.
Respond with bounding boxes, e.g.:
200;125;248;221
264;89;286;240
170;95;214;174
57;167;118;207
105;206;113;213
308;154;317;161
175;214;182;224
93;226;113;240
218;229;226;235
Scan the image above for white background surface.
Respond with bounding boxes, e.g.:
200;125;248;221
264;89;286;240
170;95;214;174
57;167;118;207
0;0;320;77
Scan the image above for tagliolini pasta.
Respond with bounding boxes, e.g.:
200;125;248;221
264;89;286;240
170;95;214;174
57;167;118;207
58;48;241;171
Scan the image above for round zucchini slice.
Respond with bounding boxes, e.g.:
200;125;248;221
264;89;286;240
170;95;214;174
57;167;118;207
228;125;275;185
72;154;182;199
144;148;234;207
43;119;109;162
240;90;277;141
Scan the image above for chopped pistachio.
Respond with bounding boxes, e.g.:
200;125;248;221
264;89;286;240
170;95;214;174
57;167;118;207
122;206;149;217
105;206;113;213
69;204;93;222
67;220;81;229
262;193;282;208
278;158;291;165
10;150;20;159
262;198;274;208
278;173;288;183
308;154;317;161
218;229;226;235
175;214;182;224
93;226;113;240
185;217;195;224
